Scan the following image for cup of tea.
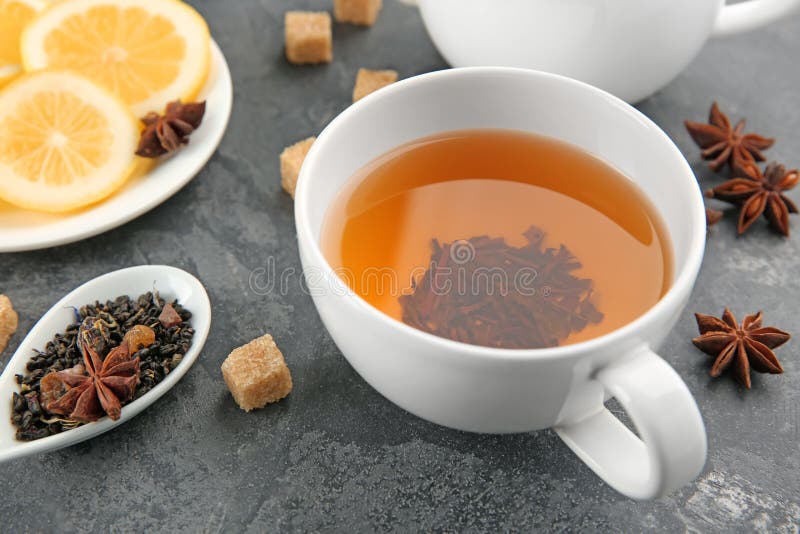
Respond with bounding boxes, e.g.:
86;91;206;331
414;0;800;102
294;67;707;500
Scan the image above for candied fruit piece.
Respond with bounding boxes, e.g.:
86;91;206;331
158;303;183;329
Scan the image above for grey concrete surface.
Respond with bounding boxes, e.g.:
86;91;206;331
1;1;799;531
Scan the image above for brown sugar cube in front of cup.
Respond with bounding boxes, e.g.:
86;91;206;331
284;11;333;64
0;294;18;355
334;0;382;26
280;136;315;198
221;334;293;412
352;68;398;102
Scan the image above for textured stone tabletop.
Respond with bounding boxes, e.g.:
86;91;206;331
1;1;799;531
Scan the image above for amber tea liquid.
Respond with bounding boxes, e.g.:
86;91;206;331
321;129;673;348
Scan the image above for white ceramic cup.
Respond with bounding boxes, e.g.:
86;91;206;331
295;68;707;500
415;0;800;103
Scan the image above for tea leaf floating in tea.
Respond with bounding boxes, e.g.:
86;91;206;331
399;226;603;349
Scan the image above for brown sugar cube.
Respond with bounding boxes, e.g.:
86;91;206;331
0;295;18;355
280;136;315;198
334;0;382;26
221;334;293;412
285;11;333;64
352;68;398;102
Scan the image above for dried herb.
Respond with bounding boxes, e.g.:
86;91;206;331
692;308;790;388
11;292;193;441
135;100;206;158
707;161;798;236
399;226;603;349
685;102;774;172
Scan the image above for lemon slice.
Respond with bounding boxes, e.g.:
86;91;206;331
0;70;139;213
0;0;47;87
21;0;211;117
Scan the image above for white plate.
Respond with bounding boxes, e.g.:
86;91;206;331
0;40;233;253
0;265;211;463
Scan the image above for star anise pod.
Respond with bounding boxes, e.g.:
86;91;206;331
135;100;206;158
707;161;799;236
41;320;154;422
692;308;790;389
684;102;774;172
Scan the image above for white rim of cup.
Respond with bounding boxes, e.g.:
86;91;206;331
295;67;706;362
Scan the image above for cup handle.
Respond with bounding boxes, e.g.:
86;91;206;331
712;0;800;37
554;346;707;500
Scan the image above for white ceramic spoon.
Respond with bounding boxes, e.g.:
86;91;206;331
0;265;211;463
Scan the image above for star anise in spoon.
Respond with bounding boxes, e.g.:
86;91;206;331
41;320;154;422
684;102;774;172
706;161;798;236
692;308;790;389
135;100;206;158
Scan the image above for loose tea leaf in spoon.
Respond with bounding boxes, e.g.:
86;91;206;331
11;292;194;441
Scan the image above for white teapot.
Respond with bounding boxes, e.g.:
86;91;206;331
415;0;800;102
